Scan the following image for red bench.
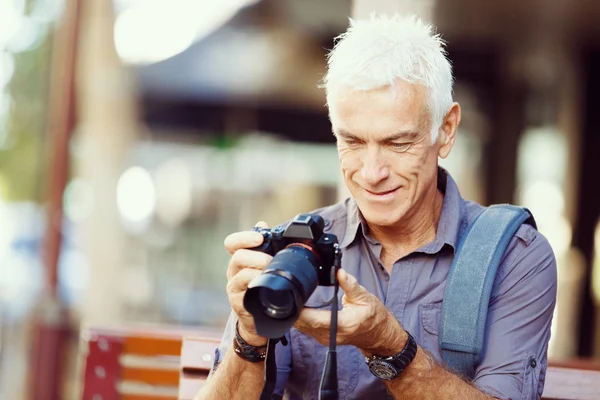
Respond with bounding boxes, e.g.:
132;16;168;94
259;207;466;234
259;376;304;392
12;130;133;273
79;325;221;400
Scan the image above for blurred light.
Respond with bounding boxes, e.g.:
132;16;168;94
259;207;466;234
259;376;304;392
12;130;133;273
517;126;567;185
116;166;156;224
0;252;43;318
0;200;16;256
520;181;565;221
537;215;572;258
0;52;15;87
193;0;260;43
113;0;141;13
114;2;199;64
59;248;91;293
118;265;153;306
154;158;192;227
30;0;65;25
6;17;45;53
113;0;258;65
0;1;25;45
64;178;95;223
519;180;570;256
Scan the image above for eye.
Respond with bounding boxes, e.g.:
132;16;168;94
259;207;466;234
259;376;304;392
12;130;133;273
344;138;362;146
391;142;411;151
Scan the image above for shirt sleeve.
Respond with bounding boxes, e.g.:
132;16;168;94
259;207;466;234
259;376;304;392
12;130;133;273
208;310;293;398
208;310;236;378
473;225;557;400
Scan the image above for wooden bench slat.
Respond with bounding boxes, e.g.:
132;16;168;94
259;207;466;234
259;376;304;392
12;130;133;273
85;325;221;339
542;366;600;400
123;336;183;357
180;336;221;372
122;366;180;386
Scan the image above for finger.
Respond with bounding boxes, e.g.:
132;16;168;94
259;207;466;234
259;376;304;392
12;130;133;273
229;292;252;318
296;307;332;331
227;249;273;279
224;231;265;255
223;221;271;254
337;269;367;303
226;267;263;294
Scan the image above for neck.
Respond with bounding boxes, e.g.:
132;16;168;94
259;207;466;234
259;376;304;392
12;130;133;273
367;184;444;262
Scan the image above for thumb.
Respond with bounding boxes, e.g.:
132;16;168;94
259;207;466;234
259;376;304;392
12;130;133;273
338;269;365;303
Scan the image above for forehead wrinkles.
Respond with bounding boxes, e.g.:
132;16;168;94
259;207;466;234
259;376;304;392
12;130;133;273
329;84;432;139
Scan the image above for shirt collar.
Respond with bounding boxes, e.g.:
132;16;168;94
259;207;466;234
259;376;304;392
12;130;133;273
339;167;466;254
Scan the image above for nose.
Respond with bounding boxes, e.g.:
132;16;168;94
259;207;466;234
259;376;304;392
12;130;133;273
360;147;389;186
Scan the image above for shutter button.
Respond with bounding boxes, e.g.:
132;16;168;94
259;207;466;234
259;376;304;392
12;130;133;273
529;358;537;368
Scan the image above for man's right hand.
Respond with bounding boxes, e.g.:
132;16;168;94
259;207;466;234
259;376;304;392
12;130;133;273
224;221;272;346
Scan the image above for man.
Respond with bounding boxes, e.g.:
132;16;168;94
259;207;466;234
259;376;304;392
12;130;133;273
196;13;556;400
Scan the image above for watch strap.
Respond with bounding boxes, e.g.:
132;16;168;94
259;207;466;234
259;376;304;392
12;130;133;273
366;331;418;379
233;321;267;363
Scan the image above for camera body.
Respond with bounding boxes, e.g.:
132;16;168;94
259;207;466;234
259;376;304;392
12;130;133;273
243;213;340;339
251;214;339;286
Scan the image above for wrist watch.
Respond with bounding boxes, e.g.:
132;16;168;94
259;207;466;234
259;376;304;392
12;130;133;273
365;331;418;380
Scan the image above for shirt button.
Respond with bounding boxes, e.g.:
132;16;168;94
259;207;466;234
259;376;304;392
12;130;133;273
529;358;537;368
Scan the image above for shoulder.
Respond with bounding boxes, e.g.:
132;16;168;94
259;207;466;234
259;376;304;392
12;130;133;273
462;200;545;248
460;200;556;288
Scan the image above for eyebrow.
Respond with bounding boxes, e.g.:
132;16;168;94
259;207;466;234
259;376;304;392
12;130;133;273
335;129;420;143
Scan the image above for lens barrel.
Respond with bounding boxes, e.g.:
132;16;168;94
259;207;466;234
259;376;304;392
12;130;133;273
244;245;321;338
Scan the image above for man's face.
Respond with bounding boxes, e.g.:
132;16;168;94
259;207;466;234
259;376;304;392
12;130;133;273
329;81;449;227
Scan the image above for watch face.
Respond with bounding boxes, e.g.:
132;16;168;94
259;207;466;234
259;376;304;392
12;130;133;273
367;359;399;380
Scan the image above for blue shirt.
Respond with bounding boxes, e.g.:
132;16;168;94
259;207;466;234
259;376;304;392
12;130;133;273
212;168;557;400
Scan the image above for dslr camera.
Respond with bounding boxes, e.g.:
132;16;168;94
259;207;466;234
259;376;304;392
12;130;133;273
243;213;340;339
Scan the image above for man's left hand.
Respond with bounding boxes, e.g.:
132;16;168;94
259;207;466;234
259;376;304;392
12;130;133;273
295;269;408;356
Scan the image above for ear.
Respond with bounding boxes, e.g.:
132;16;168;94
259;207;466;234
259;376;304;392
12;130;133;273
437;102;461;159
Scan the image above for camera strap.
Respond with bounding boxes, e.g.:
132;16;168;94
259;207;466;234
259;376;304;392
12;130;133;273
260;336;288;400
259;244;343;400
318;244;342;400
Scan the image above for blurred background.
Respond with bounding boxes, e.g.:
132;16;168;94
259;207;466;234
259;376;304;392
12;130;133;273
1;0;600;398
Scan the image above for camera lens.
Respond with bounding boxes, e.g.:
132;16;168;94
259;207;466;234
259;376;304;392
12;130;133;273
244;246;321;338
258;289;294;319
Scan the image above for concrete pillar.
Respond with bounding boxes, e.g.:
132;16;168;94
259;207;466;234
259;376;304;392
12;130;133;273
508;16;586;357
75;0;139;326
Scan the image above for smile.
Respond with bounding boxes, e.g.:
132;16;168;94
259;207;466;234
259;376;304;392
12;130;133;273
363;187;400;200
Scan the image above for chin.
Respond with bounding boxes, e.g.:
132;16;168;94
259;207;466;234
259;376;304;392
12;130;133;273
356;199;407;227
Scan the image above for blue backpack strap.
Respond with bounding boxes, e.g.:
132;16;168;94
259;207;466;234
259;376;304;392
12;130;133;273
439;204;536;379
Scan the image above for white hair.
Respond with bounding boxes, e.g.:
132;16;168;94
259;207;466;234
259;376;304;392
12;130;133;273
323;13;454;143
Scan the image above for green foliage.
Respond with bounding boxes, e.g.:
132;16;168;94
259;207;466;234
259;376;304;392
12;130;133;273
0;24;52;202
